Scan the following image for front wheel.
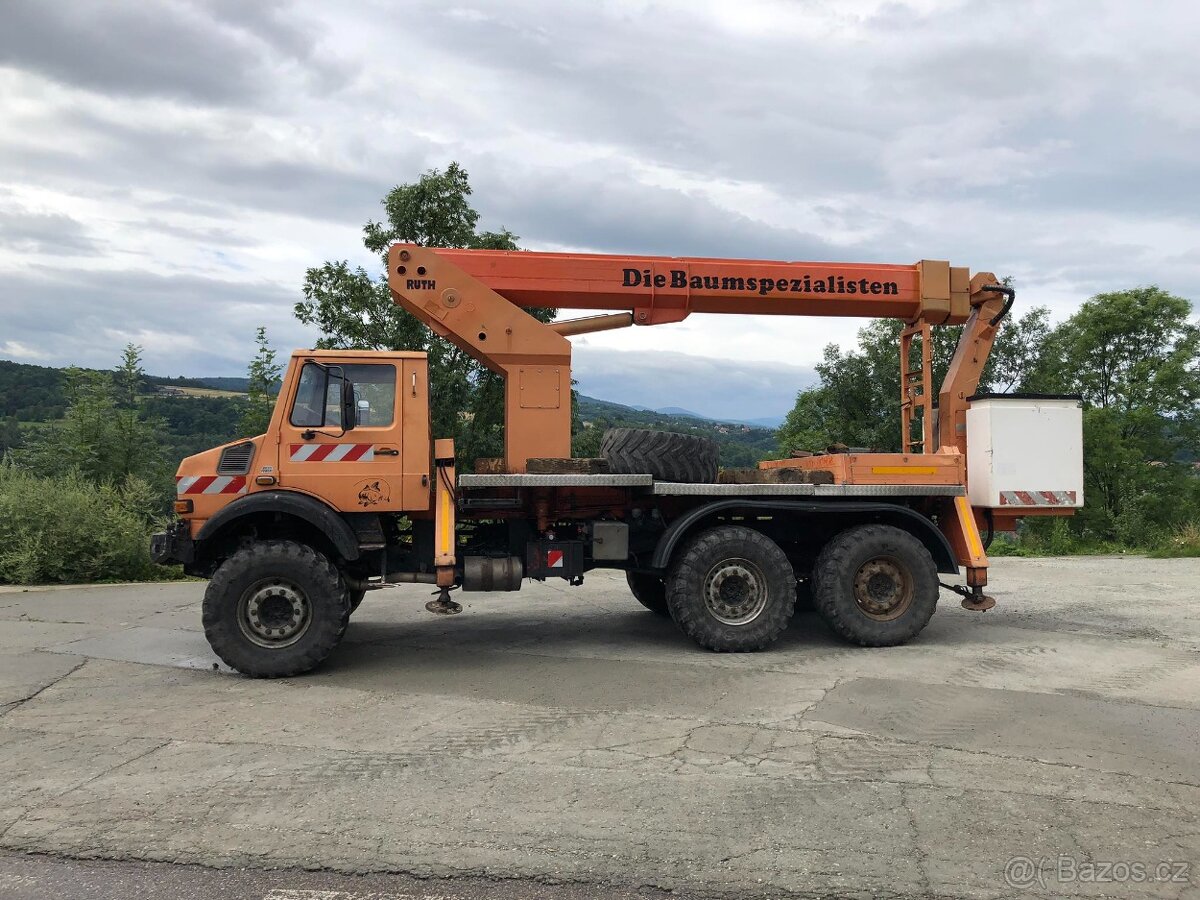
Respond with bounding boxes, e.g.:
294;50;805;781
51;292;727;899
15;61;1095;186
812;524;938;646
202;540;351;677
666;526;795;651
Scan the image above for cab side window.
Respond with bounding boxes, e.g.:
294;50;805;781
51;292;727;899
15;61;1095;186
347;364;396;427
289;363;396;428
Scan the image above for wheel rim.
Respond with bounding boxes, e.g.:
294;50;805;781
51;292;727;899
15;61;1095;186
237;578;312;649
852;556;914;621
702;558;768;626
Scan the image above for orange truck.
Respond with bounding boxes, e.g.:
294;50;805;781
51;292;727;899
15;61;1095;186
151;246;1084;677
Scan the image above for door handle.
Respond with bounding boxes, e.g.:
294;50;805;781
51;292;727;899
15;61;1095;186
376;447;399;456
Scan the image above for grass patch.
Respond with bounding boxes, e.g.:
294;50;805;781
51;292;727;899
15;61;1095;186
1148;521;1200;558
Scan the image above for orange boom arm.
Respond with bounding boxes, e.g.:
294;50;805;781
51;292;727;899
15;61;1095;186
429;249;974;325
385;245;1002;472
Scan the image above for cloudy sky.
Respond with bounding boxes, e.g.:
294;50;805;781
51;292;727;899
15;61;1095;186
1;0;1197;420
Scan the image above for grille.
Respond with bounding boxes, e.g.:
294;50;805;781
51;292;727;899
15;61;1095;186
217;441;255;475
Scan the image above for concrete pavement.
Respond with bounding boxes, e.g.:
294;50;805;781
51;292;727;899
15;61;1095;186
1;557;1198;898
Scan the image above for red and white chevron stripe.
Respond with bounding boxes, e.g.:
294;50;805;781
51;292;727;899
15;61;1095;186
999;490;1078;506
176;475;248;496
288;443;375;462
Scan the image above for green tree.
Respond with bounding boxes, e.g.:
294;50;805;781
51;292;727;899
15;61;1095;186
295;163;553;466
777;303;1053;453
16;345;165;490
1038;287;1200;541
0;417;22;456
110;345;163;485
238;327;282;436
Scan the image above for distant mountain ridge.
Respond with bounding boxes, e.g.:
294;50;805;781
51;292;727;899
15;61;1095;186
0;358;780;468
179;376;785;429
651;405;785;429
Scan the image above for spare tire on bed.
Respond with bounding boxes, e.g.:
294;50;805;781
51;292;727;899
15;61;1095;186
600;428;719;483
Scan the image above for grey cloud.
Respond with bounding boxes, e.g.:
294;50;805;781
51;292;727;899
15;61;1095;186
573;345;815;422
398;3;892;196
1;108;416;226
472;159;861;262
1;266;317;375
0;0;343;105
0;0;1196;381
0;206;100;256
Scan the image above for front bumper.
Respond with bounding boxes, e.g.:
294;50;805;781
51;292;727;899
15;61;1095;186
150;521;194;566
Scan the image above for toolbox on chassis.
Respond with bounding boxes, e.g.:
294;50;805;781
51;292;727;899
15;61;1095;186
152;245;1083;677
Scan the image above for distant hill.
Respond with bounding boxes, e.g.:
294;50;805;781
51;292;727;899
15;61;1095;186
194;376;251;392
651;405;785;429
0;358;781;467
575;394;777;467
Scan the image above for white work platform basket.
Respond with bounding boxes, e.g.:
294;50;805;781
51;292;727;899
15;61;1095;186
965;394;1084;510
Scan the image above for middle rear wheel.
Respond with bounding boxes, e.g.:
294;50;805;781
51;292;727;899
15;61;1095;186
627;571;670;617
666;525;796;651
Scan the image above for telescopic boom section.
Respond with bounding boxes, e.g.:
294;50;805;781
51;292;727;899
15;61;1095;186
385;244;1003;471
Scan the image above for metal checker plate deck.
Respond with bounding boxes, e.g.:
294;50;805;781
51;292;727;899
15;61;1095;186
459;473;962;497
459;473;653;488
650;483;964;497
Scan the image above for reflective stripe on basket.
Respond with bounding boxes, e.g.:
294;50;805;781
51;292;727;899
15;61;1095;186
998;490;1077;506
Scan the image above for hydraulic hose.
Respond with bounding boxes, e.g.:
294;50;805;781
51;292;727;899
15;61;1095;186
984;284;1016;326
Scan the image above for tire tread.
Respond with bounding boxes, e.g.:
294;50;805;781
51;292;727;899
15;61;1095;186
812;524;938;647
666;525;795;652
202;540;350;678
600;428;718;483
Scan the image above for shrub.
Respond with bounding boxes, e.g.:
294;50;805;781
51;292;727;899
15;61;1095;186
0;466;182;584
1149;521;1200;558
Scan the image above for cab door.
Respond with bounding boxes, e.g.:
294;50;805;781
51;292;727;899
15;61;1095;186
277;361;408;512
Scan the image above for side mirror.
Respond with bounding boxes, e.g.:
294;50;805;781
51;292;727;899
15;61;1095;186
356;399;370;426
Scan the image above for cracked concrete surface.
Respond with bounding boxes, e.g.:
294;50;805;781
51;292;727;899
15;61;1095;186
0;558;1198;898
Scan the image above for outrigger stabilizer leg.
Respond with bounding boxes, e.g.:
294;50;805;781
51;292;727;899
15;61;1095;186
426;586;463;616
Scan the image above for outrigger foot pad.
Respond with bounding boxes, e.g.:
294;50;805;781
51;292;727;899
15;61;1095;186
961;593;996;612
940;581;997;612
425;588;463;616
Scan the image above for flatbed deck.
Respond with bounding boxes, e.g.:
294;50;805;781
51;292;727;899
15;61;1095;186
458;473;964;497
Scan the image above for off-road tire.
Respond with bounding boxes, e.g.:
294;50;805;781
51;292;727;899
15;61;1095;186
666;525;795;651
203;540;351;677
600;428;719;484
812;524;938;646
626;571;669;617
348;588;367;613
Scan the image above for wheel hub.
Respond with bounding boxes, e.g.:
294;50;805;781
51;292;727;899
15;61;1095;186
703;559;768;626
239;580;311;648
853;557;913;621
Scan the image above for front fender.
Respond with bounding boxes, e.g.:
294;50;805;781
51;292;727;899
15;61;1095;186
195;490;362;562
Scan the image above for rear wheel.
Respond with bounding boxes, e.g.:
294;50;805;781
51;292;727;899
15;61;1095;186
203;540;350;677
812;524;938;646
348;588;367;613
666;526;795;651
626;571;669;616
